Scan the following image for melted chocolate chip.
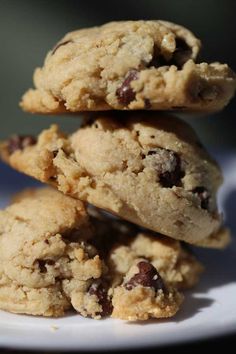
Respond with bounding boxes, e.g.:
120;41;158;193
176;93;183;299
38;259;55;273
8;135;36;154
159;154;183;187
125;261;165;292
145;148;184;188
116;69;139;105
192;187;210;210
52;40;72;55
88;281;113;317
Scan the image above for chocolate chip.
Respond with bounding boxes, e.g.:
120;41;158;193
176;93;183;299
88;280;113;317
192;187;210;210
52;40;72;55
188;81;203;101
116;69;139;105
147;150;157;156
38;261;47;273
124;261;165;292
159;155;183;187
144;148;184;188
52;150;58;158
8;135;36;154
38;259;55;273
190;82;219;103
46;259;55;266
199;85;219;101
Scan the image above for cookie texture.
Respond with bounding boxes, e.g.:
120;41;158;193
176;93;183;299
0;188;204;320
1;113;229;248
20;20;236;113
108;232;204;291
111;260;182;321
88;207;203;292
0;188;104;317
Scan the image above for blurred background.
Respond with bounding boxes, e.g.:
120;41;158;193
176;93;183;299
0;0;235;148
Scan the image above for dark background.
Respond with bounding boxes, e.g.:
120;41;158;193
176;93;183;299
0;0;236;148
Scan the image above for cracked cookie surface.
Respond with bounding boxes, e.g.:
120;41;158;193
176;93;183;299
0;188;104;317
1;113;230;248
0;188;204;320
20;20;236;113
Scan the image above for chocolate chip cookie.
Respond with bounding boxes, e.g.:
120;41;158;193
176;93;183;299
0;113;230;248
0;188;204;320
0;188;104;317
20;20;235;113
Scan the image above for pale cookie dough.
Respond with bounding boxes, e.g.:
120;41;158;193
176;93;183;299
107;233;204;290
1;113;230;248
20;20;236;113
0;188;204;320
0;188;105;318
89;208;203;290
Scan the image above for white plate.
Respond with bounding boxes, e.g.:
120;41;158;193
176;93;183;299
0;152;236;351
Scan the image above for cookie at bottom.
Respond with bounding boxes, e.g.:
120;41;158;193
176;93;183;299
0;188;203;320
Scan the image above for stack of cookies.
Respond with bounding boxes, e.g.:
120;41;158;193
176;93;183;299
0;21;235;321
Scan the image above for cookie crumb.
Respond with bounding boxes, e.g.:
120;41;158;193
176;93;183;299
50;325;59;332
